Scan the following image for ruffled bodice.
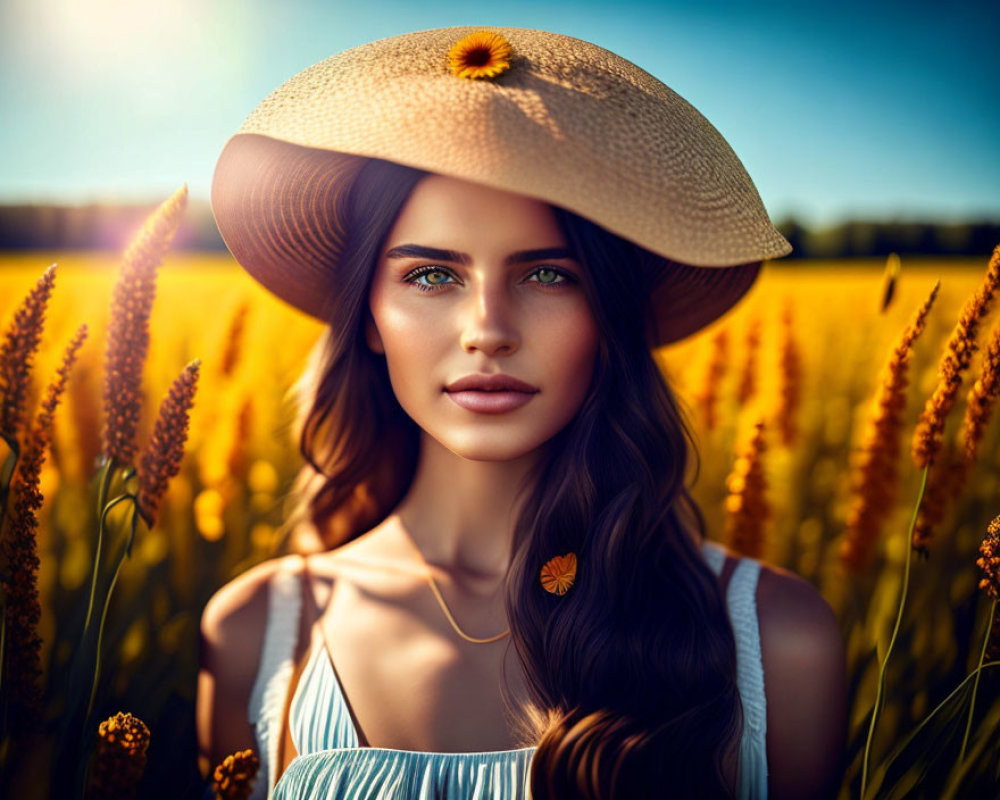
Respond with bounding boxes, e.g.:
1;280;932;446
246;539;768;799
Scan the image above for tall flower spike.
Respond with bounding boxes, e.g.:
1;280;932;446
737;315;762;406
936;319;1000;507
776;299;803;448
227;394;254;478
137;359;200;529
724;419;770;559
448;31;513;80
977;513;1000;602
20;325;88;495
87;711;151;800
959;320;1000;467
841;281;939;574
67;351;103;485
912;243;1000;469
220;301;250;378
973;513;1000;710
101;185;188;467
911;440;966;556
0;264;57;446
879;253;901;313
212;748;261;800
695;329;728;431
1;324;87;732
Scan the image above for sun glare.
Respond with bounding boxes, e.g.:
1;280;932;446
10;0;201;80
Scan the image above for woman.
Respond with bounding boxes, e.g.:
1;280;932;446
197;26;847;800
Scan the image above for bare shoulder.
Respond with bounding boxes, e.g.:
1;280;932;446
196;554;304;777
755;562;848;800
200;554;307;662
756;562;842;651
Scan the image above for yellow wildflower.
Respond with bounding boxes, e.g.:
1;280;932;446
448;31;513;80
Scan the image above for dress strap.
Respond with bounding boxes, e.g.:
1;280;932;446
246;561;302;799
274;555;325;779
299;555;325;626
726;558;768;798
297;555;372;748
701;539;726;576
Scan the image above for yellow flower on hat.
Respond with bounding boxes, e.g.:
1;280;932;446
540;552;577;595
448;31;513;79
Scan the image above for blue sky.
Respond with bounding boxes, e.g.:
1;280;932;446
0;0;996;226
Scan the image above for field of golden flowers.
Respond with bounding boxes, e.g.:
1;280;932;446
1;191;998;798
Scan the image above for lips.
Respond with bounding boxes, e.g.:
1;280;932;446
444;374;539;393
443;373;539;414
445;389;536;414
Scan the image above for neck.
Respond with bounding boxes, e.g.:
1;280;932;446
391;431;542;594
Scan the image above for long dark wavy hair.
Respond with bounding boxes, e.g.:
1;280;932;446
279;155;744;799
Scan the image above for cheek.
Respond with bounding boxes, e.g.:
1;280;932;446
374;310;444;401
548;310;600;396
371;292;434;362
372;295;425;341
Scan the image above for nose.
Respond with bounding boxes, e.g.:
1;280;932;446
459;281;520;356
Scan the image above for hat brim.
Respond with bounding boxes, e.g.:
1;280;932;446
212;132;763;347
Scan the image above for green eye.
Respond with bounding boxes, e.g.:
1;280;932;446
404;264;574;292
530;267;570;286
405;266;456;291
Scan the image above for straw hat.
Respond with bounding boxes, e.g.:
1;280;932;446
211;26;791;346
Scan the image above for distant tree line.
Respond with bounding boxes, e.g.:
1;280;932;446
0;201;226;252
775;217;1000;259
0;202;997;258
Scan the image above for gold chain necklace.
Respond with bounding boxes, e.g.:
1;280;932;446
406;533;511;644
424;572;511;643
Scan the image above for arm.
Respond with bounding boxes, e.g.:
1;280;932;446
757;565;848;800
196;558;284;778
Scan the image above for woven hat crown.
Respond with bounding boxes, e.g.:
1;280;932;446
211;26;791;345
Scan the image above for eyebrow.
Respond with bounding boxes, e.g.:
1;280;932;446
383;244;578;267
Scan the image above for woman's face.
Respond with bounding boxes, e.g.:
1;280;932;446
366;173;600;462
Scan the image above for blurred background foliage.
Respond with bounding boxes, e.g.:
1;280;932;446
1;250;999;797
2;202;999;260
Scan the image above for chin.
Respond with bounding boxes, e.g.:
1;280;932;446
438;432;551;463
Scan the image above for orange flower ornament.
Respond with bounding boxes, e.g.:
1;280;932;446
540;552;577;595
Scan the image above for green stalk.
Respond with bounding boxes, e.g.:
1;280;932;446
902;659;1000;746
957;596;997;763
74;462;134;799
76;497;140;800
940;676;1000;800
866;659;1000;797
861;462;930;800
85;498;139;723
81;459;120;638
82;492;133;634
